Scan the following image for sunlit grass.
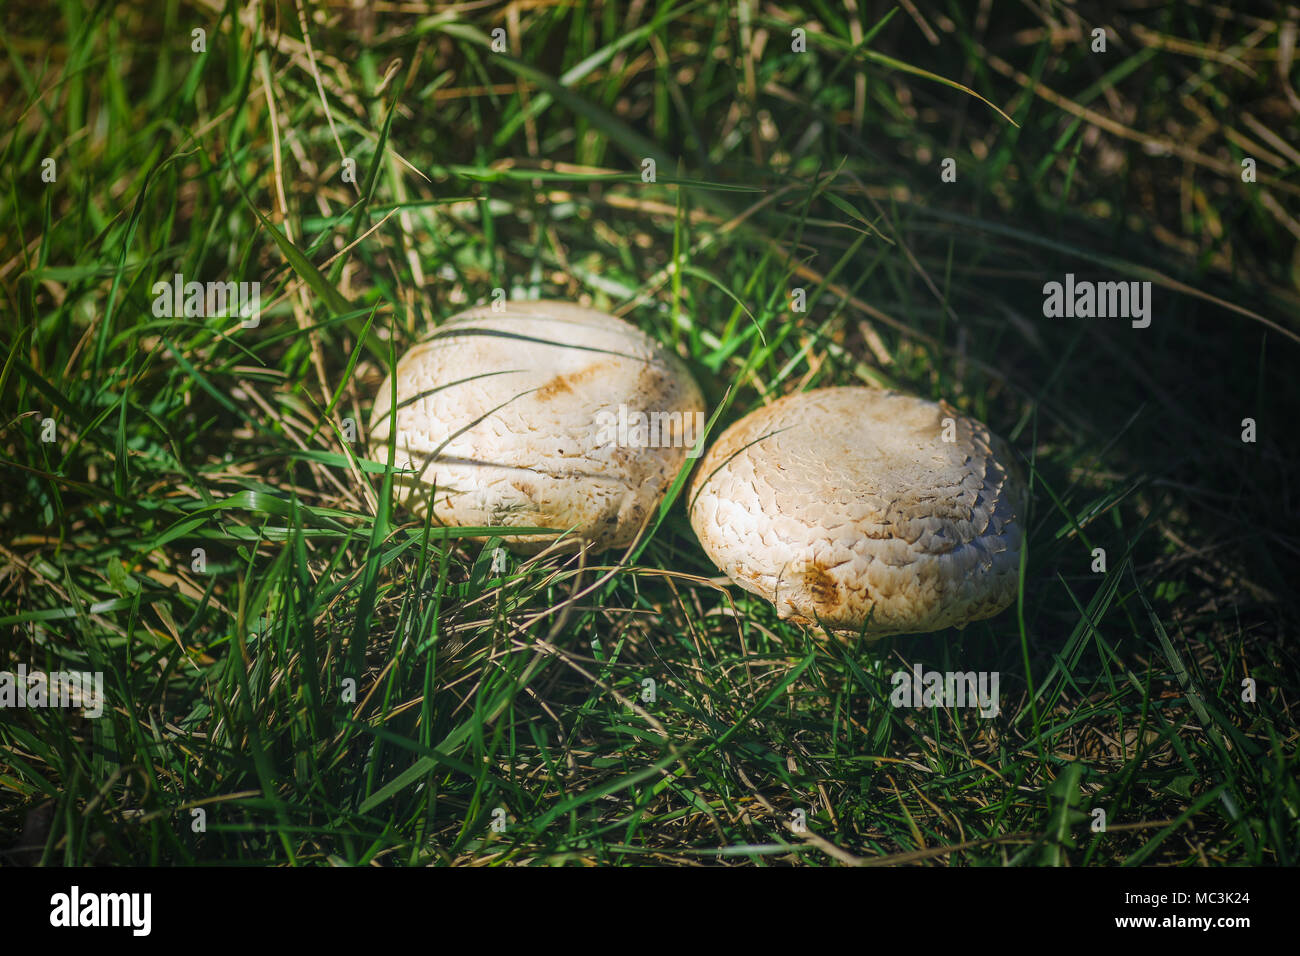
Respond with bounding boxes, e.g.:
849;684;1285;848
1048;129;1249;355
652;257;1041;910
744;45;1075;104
1;0;1296;866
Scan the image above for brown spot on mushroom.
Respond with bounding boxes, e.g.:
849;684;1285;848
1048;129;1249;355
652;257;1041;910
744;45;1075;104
535;362;610;401
800;561;841;610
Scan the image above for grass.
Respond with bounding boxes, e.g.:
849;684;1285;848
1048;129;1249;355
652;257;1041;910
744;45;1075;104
1;0;1297;866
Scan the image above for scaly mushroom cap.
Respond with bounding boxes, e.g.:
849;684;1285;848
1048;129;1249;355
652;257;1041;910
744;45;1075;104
688;387;1026;636
370;300;704;553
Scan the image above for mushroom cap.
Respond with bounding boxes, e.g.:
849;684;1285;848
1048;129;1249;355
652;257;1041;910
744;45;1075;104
369;300;704;553
688;387;1027;636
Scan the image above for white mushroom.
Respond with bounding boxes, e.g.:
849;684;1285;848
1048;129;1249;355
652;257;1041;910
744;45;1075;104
369;300;704;553
688;387;1027;636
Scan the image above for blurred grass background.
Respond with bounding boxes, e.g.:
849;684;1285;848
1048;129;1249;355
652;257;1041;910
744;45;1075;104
1;0;1297;865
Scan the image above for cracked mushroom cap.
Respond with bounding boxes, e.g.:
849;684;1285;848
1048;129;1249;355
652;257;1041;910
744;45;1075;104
688;387;1027;636
369;300;704;553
